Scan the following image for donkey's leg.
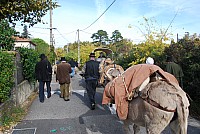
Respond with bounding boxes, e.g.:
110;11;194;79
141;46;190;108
169;119;180;134
123;119;134;134
133;124;140;134
144;111;174;134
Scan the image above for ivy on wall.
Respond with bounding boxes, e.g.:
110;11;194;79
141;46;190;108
17;48;38;82
0;51;15;103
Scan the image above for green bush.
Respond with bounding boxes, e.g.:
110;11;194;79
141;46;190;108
164;40;200;103
163;39;200;118
0;48;38;103
0;51;15;103
17;48;39;82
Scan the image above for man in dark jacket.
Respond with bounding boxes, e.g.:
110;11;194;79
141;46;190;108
82;52;100;110
165;56;184;88
56;57;72;101
35;54;52;103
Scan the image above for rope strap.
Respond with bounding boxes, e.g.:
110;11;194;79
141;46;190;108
121;75;133;101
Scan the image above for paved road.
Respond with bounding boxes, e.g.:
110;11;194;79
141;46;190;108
11;74;200;134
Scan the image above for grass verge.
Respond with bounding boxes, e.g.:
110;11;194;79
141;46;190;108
0;92;38;133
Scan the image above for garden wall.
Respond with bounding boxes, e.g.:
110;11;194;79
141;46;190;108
14;81;38;105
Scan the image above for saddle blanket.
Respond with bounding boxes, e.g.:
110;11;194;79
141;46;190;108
102;64;179;120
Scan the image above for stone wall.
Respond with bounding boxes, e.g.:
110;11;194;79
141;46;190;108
15;80;38;105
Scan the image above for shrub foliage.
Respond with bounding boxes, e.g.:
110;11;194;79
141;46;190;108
17;48;38;82
0;51;15;103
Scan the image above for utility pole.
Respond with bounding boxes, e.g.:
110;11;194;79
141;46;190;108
49;0;57;64
77;29;80;64
66;45;69;53
177;33;179;43
50;0;53;49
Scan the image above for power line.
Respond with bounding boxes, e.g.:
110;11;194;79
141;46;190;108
28;30;50;35
16;0;117;44
55;29;70;42
81;0;116;31
80;30;93;35
162;8;179;39
15;25;49;30
62;30;77;35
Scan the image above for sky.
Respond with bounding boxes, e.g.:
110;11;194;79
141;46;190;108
15;0;200;48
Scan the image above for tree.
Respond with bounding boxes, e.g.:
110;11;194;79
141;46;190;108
80;43;97;65
115;17;174;69
126;17;173;66
49;45;56;64
55;47;66;60
0;0;59;26
91;30;109;46
111;39;134;67
0;20;17;50
164;39;200;109
63;41;98;66
110;30;123;43
138;17;172;42
32;38;49;55
21;25;30;38
32;38;56;63
109;30;124;60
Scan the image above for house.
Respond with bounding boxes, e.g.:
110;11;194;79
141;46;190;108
14;37;37;50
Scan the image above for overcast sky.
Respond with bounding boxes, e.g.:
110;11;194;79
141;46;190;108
15;0;200;48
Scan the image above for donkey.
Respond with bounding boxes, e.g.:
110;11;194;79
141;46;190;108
102;64;190;134
123;80;189;134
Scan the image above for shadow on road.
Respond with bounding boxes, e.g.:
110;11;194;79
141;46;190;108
71;85;124;134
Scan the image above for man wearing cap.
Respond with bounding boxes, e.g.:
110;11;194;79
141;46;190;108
56;57;72;101
82;52;100;110
35;54;52;103
165;55;184;88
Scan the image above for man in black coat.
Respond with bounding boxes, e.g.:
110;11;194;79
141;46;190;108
35;54;52;103
82;52;100;110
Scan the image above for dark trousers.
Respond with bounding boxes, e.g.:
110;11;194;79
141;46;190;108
85;79;98;105
39;81;51;102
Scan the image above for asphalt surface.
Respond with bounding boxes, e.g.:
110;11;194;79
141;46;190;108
11;74;200;134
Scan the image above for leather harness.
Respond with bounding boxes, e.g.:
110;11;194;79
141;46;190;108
143;96;176;112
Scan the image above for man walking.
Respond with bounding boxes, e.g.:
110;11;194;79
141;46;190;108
35;54;52;103
56;57;72;101
165;55;184;88
82;53;100;110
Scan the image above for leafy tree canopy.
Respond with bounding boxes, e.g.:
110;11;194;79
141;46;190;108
21;25;31;38
32;38;49;59
63;41;99;66
91;30;109;46
110;30;123;43
0;19;17;50
55;47;66;60
32;38;56;64
80;43;97;65
0;0;59;26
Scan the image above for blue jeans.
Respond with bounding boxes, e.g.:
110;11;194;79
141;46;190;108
70;67;75;77
39;81;51;102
